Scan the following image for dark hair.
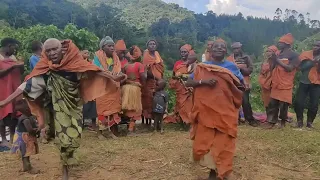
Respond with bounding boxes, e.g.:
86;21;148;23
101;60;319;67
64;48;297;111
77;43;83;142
0;38;20;48
31;41;42;52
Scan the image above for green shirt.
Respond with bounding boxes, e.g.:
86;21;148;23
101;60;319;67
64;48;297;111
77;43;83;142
299;60;314;84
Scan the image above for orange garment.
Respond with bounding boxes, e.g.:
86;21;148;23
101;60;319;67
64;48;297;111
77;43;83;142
169;62;194;124
142;50;164;118
270;59;296;104
279;33;294;45
26;40;118;120
227;54;250;89
259;61;273;107
180;44;192;52
115;40;126;51
95;50;122;128
190;63;242;179
127;46;142;61
300;50;320;84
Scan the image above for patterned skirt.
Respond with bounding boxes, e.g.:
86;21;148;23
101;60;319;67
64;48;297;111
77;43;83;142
11;131;39;157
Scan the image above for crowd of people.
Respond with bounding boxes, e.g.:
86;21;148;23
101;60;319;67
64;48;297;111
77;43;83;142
0;32;319;180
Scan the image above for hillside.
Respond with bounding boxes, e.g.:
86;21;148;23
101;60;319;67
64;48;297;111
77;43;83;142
69;0;194;29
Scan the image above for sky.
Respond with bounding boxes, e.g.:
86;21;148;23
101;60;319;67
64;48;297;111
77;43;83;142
162;0;320;21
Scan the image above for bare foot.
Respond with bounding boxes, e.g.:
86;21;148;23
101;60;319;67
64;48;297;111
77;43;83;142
27;167;40;174
160;130;164;134
98;134;106;140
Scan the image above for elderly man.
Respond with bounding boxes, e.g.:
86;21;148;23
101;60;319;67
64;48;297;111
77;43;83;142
93;36;123;138
0;38;23;147
0;38;124;180
186;38;243;180
227;42;258;127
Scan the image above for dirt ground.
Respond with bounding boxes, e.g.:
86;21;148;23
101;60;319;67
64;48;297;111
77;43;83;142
1;123;320;180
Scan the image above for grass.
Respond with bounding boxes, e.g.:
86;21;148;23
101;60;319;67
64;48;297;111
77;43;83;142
0;121;320;180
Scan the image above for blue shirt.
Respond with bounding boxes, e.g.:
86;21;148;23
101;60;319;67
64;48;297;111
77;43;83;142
29;55;40;70
189;60;243;81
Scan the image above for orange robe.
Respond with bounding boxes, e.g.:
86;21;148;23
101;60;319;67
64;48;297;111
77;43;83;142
270;59;296;104
169;62;194;124
142;50;164;118
191;63;243;179
300;50;320;84
258;60;273;107
95;50;122;129
25;40;118;121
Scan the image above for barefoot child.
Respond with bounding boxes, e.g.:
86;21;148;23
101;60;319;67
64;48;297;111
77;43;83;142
152;79;168;133
11;98;40;174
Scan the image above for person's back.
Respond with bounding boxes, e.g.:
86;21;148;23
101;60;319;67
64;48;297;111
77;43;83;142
29;41;43;70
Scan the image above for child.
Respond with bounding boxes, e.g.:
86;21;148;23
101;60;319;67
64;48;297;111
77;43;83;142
11;98;40;174
152;79;169;134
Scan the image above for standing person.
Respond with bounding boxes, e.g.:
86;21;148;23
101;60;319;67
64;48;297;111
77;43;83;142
259;45;278;112
81;50;97;130
186;38;244;180
122;46;145;134
29;41;43;70
94;36;123;139
0;38;23;147
0;38;124;180
294;40;320;129
142;40;165;125
152;79;168;134
227;42;258;127
202;41;214;62
264;33;299;129
11;98;40;174
170;44;195;127
115;39;128;68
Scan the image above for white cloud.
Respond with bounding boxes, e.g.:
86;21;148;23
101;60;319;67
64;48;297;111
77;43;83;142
206;0;320;20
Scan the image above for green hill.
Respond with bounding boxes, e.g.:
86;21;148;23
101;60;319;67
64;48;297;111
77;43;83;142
69;0;194;29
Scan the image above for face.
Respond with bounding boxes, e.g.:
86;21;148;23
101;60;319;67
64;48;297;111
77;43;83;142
102;44;114;56
44;41;63;64
265;49;274;58
207;42;214;51
212;42;227;59
7;44;19;56
180;49;189;60
277;42;287;50
147;41;157;52
313;41;320;53
117;50;126;59
82;50;89;59
232;47;241;54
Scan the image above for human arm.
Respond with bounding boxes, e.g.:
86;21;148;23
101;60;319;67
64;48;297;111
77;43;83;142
185;75;216;88
97;71;127;82
276;53;299;72
299;60;314;71
138;63;146;85
0;85;24;108
22;119;37;135
239;56;253;76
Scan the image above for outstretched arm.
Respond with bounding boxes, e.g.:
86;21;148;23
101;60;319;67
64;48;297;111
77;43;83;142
0;83;25;108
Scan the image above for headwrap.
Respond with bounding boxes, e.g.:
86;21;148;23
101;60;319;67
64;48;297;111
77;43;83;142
115;39;126;51
127;46;142;61
180;44;193;52
214;38;227;46
279;33;294;45
99;36;114;49
231;42;242;48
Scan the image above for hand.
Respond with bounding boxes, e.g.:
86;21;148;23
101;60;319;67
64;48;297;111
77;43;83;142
201;79;216;87
113;73;127;82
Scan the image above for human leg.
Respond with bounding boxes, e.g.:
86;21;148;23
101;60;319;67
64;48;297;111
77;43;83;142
294;83;309;127
306;84;320;128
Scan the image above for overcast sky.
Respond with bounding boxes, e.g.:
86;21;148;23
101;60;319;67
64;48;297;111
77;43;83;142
162;0;320;20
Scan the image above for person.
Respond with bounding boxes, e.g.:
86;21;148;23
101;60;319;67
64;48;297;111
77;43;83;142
294;40;320;129
0;37;19;61
258;45;278;112
152;79;168;134
11;98;40;174
81;50;97;130
169;44;195;127
227;42;258;127
115;39;128;68
202;41;214;62
122;46;145;134
93;36;123;139
264;33;299;129
29;41;43;70
0;38;23;147
0;38;124;180
142;40;165;125
186;38;244;180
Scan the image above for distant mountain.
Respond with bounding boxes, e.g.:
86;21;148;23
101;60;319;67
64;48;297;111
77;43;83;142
68;0;194;29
